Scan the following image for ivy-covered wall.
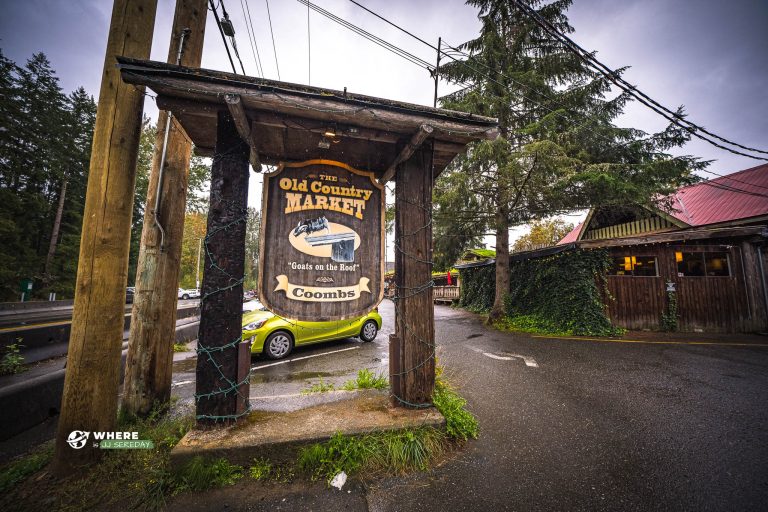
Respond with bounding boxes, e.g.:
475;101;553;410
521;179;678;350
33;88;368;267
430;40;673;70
459;249;617;336
458;264;495;313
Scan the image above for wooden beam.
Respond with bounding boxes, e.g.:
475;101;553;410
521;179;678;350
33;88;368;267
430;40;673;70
578;225;767;249
392;140;435;406
124;72;499;143
196;110;250;427
380;125;434;185
53;0;158;473
224;94;261;171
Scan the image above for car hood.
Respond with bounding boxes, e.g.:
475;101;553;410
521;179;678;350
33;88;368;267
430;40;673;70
242;309;275;326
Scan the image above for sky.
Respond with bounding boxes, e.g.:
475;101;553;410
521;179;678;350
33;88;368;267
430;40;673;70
1;0;767;252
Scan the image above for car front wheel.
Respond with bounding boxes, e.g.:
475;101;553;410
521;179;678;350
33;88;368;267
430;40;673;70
264;331;293;359
181;294;190;300
360;320;378;342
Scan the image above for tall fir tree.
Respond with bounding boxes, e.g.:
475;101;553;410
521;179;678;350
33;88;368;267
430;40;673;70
437;0;703;321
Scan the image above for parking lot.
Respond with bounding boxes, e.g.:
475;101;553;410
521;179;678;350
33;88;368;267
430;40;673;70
171;299;768;511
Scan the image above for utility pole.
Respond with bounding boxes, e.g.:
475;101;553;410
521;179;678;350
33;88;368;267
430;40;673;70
123;0;207;418
53;0;157;473
433;37;441;108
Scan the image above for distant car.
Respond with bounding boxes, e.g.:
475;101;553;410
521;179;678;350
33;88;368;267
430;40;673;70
126;287;135;304
178;288;199;300
241;300;382;360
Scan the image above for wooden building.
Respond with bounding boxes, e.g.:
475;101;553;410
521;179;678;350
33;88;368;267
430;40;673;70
554;164;768;332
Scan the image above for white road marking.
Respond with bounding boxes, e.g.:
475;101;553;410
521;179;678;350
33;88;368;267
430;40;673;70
172;379;194;387
477;349;538;367
251;346;360;371
482;352;514;361
504;353;539;367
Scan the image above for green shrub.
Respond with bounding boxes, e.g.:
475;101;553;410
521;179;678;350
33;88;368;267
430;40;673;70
0;341;25;375
341;368;388;391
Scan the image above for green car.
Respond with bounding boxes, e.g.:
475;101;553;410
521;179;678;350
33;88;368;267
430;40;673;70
241;300;382;360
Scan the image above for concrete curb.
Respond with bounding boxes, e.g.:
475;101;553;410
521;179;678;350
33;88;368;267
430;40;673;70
0;319;199;441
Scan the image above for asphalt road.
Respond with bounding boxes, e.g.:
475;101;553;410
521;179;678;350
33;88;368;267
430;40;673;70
174;300;768;511
365;303;768;512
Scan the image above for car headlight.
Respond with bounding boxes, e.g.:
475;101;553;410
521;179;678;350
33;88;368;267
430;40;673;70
244;318;267;331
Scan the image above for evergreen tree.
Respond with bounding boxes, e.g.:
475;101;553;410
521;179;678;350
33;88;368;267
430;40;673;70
437;0;703;322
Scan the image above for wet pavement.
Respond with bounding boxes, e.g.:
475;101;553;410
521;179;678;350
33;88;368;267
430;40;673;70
169;300;768;511
170;306;392;412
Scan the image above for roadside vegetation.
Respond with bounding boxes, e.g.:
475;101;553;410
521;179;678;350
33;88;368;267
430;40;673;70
301;368;388;395
1;368;478;506
172;341;189;352
0;341;26;375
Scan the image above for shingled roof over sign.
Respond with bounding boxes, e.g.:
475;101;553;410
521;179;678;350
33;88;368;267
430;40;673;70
117;58;498;178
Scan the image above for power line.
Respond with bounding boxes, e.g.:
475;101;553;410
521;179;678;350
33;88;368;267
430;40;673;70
264;0;281;80
345;0;768;195
297;0;476;92
509;0;768;162
239;0;264;77
306;0;311;85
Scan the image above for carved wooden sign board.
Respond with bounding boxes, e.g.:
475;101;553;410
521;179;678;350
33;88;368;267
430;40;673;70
258;160;385;321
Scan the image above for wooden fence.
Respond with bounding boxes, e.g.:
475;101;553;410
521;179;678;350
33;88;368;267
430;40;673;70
433;285;460;304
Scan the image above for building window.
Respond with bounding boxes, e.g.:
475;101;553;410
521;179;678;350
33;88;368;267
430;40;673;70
675;251;730;277
611;255;658;276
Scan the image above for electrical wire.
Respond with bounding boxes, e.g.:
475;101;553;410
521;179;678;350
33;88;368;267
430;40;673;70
344;0;768;193
239;0;264;77
508;0;768;162
307;0;311;85
264;0;282;80
296;0;476;93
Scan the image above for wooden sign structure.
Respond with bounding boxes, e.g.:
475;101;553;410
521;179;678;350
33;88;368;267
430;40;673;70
258;160;384;321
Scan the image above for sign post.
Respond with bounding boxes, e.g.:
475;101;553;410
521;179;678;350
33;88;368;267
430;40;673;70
258;160;384;321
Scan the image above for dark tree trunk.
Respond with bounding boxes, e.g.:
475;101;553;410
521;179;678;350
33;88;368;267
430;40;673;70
44;177;67;276
489;202;510;324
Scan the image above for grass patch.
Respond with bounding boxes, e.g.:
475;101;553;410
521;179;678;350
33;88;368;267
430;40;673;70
172;342;189;352
2;402;200;511
301;377;336;394
248;457;294;482
298;369;477;484
297;428;447;483
302;369;389;395
176;457;243;491
0;443;53;494
340;368;388;391
433;379;479;441
494;314;625;337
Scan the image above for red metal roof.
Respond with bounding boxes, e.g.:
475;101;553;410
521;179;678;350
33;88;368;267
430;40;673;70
557;164;768;244
557;222;582;245
666;163;768;226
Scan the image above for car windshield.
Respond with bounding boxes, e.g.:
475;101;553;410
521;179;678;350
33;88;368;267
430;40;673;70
242;300;267;312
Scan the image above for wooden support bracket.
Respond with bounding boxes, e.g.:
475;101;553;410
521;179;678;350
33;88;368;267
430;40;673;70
379;124;434;185
224;93;261;171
